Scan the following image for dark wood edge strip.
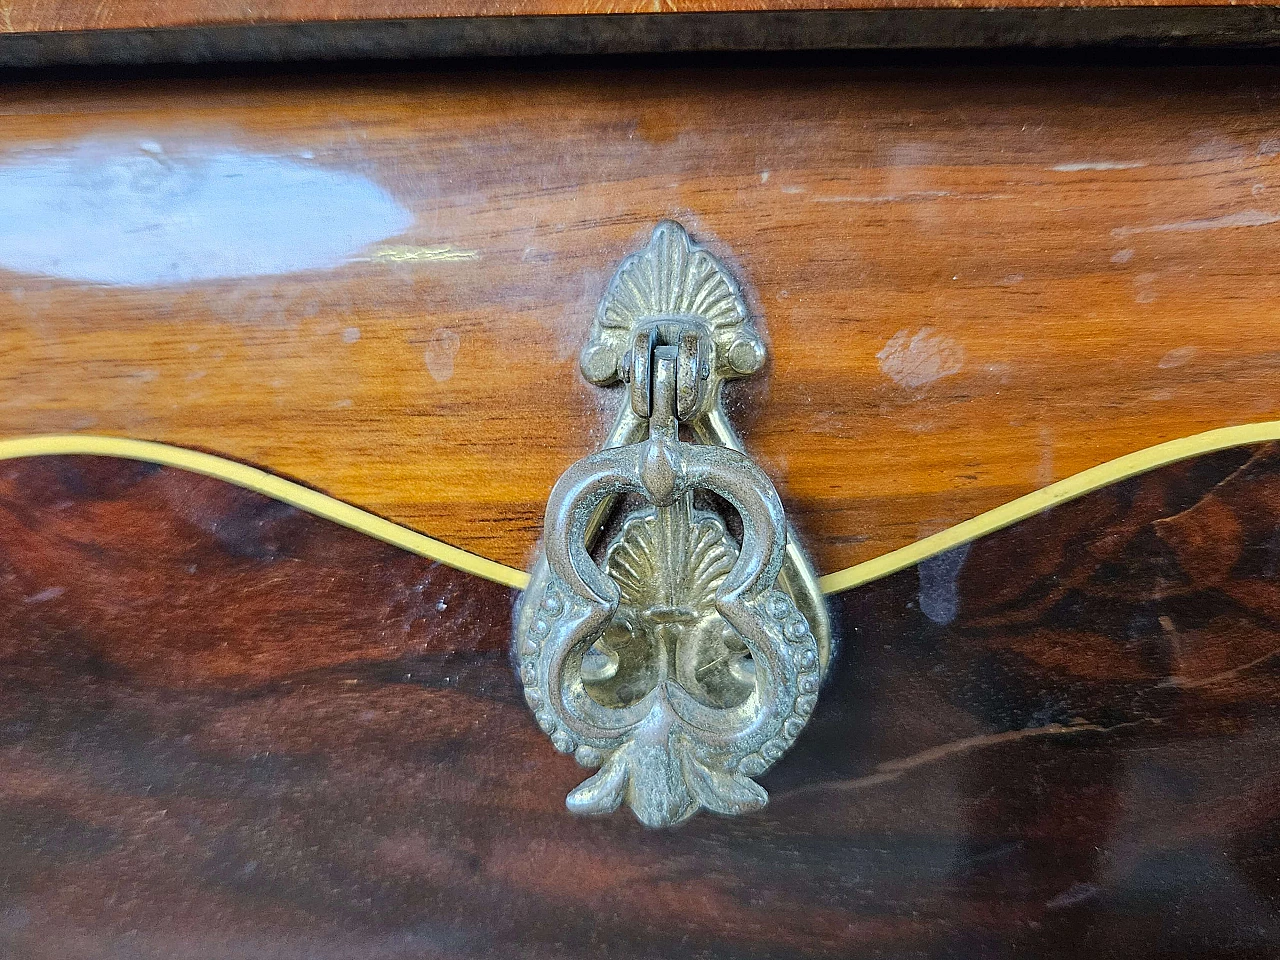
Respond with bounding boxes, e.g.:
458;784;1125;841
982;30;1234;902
5;8;1280;67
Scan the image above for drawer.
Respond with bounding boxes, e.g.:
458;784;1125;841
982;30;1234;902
2;52;1280;958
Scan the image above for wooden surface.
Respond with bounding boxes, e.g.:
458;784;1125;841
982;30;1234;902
9;13;1280;68
1;0;1275;36
3;448;1280;957
7;62;1280;577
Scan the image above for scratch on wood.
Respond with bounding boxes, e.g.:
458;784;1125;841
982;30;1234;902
1113;210;1280;237
811;190;951;204
356;245;480;263
780;719;1152;797
810;191;1011;204
1052;161;1146;172
1161;647;1280;690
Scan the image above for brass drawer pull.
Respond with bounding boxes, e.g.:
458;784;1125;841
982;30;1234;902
515;222;830;827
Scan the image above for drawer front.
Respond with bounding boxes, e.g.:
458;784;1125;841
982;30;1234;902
2;59;1280;958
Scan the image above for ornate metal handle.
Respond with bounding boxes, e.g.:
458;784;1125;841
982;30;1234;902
515;222;830;827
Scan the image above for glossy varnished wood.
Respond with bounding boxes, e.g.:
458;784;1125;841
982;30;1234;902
1;448;1279;957
6;62;1280;577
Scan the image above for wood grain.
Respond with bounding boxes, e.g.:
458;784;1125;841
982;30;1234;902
8;13;1280;68
0;0;1271;37
6;62;1280;576
3;449;1280;957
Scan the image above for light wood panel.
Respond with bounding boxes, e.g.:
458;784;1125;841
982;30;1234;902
4;62;1280;575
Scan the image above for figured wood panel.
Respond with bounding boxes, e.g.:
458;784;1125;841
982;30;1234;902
5;62;1280;574
3;449;1280;956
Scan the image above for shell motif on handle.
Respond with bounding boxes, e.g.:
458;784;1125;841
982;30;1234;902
514;222;830;828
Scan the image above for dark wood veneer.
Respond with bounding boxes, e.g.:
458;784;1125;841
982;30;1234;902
2;449;1279;958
